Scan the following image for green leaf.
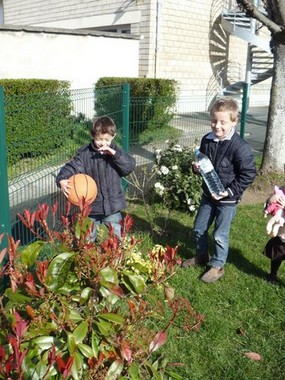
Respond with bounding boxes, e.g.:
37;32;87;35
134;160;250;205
21;240;46;266
99;266;118;283
69;308;83;323
128;362;140;379
75;217;92;239
67;332;77;354
144;360;161;379
33;336;57;351
73;321;88;344
71;351;84;380
98;312;125;324
46;252;75;291
96;320;114;336
91;331;100;358
105;359;124;380
99;286;120;304
78;343;94;358
22;353;47;380
165;370;185;380
4;288;32;304
26;321;58;339
121;271;146;294
79;286;92;304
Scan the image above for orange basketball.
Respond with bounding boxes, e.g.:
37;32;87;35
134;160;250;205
67;174;97;206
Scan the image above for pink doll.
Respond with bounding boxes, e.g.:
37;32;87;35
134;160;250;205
264;186;285;237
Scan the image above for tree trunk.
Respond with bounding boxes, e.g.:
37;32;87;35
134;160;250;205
261;41;285;173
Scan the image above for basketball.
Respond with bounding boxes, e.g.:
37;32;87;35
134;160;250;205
67;174;97;206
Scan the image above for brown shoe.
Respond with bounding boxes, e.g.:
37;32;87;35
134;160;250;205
182;253;209;268
201;267;224;283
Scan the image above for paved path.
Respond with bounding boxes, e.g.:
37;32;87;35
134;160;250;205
240;106;268;156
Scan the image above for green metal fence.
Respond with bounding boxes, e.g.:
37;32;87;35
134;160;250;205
0;84;213;247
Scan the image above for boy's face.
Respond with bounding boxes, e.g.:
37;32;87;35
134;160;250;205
210;111;237;140
93;132;115;148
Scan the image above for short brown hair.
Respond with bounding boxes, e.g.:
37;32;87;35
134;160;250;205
91;116;116;137
210;98;239;122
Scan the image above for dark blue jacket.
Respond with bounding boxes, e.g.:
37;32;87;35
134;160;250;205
199;131;257;204
56;141;136;215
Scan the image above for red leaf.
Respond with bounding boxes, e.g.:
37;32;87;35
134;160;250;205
149;331;167;353
56;355;66;373
110;284;125;298
13;311;29;338
121;339;133;362
0;248;7;265
244;352;262;361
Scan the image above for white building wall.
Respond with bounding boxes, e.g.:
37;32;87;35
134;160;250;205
0;26;139;90
3;0;138;26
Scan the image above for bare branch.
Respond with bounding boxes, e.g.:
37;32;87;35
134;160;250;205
237;0;283;34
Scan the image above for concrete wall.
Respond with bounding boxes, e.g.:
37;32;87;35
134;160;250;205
0;25;139;90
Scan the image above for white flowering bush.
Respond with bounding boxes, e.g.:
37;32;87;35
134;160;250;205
153;141;202;213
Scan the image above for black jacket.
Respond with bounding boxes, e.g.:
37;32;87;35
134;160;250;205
199;131;257;204
56;141;136;215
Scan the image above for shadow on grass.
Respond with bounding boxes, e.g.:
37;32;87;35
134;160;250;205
228;247;285;287
124;210;197;259
227;247;268;279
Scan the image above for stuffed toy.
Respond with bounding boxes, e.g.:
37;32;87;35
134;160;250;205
264;185;285;238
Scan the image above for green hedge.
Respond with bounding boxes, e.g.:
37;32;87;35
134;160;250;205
95;77;178;144
1;79;71;165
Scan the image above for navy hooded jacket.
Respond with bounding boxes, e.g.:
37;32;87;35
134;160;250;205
199;131;256;203
56;141;136;215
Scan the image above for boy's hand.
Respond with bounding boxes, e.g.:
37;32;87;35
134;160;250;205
59;179;71;197
98;145;116;156
211;190;229;200
192;161;200;173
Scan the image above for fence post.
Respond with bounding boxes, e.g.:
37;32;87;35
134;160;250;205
121;83;130;191
240;82;250;140
0;86;11;251
122;83;130;153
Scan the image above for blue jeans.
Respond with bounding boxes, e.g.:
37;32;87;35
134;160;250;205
194;196;237;268
89;212;122;241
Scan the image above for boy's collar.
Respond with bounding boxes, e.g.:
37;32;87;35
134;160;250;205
207;128;235;142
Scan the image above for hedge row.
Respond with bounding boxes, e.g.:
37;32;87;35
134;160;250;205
1;79;71;165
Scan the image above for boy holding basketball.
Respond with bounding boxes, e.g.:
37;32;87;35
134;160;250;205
56;116;136;240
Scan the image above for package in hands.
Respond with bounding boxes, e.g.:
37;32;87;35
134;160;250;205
195;149;225;196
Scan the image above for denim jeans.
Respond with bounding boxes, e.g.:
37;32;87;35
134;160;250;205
89;212;122;241
194;196;237;268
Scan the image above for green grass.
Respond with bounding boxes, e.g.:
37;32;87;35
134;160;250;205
138;125;182;145
125;200;285;380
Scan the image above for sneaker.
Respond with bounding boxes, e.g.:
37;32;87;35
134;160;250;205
201;267;224;283
181;253;209;268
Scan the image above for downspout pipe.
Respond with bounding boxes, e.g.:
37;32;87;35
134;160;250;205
154;0;162;78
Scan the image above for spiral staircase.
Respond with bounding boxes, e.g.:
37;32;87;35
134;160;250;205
220;3;273;97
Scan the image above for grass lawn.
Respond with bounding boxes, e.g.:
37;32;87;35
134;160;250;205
125;200;285;380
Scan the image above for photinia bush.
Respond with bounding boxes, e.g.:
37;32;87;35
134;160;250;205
0;200;204;380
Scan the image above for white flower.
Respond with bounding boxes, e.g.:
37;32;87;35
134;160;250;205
154;182;165;196
160;165;169;175
189;205;196;212
154;149;161;155
172;165;178;170
187;198;192;205
165;140;169;144
173;144;182;152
